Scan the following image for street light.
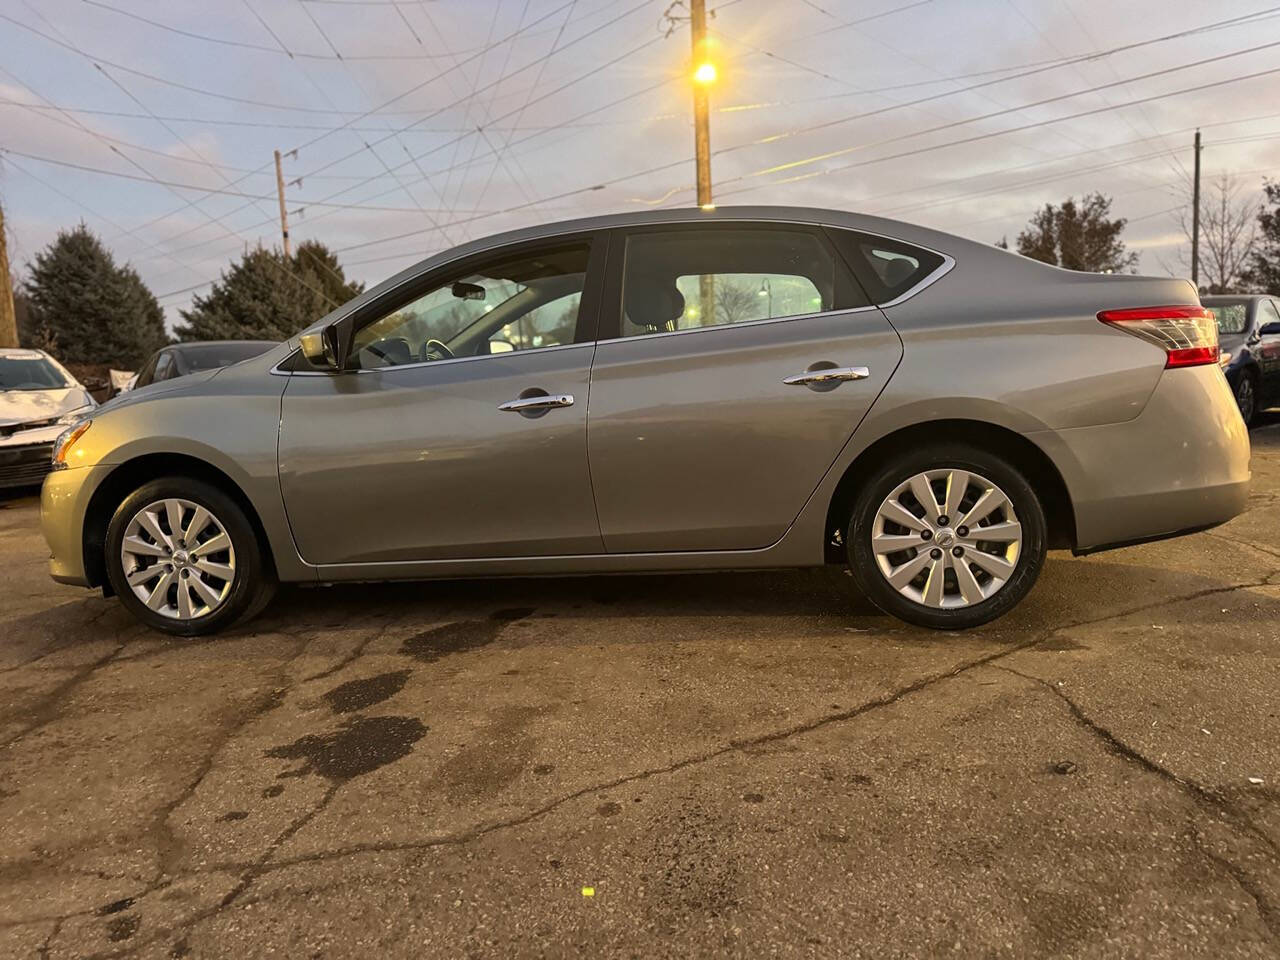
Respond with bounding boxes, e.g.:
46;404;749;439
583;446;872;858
693;61;717;85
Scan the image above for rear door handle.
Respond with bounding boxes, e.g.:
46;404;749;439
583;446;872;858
498;393;575;412
782;366;870;386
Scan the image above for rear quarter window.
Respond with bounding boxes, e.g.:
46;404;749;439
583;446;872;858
827;229;947;305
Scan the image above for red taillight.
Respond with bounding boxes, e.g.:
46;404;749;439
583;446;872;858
1097;305;1219;368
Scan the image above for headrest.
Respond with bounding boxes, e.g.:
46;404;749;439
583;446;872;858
883;258;916;291
625;278;685;330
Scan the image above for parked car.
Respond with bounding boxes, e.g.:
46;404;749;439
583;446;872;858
1;348;97;490
40;207;1250;635
1202;294;1280;425
129;340;278;391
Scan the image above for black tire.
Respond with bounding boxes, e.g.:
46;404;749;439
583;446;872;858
1235;371;1259;427
847;443;1047;630
105;476;274;636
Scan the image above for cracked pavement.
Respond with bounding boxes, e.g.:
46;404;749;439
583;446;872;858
1;417;1278;958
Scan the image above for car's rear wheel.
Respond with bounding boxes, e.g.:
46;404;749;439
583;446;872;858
105;477;273;636
847;444;1047;629
1235;372;1258;426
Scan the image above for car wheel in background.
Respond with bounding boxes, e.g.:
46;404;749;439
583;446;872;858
1234;372;1258;427
104;477;274;636
847;443;1047;630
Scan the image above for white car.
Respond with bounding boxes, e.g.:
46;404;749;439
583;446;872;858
0;348;97;490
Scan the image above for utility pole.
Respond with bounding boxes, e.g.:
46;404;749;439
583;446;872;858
274;149;292;259
1191;129;1201;290
690;0;713;210
0;202;17;349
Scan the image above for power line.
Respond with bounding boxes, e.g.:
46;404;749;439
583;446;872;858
79;0;554;62
330;53;1280;257
278;0;649;188
0;148;505;214
711;61;1280;203
693;9;1280;185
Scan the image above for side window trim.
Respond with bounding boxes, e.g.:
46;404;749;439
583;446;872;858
596;221;869;343
283;231;610;375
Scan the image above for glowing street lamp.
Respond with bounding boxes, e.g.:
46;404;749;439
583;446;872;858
693;61;718;85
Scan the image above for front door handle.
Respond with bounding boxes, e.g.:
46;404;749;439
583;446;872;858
782;366;870;386
498;393;575;412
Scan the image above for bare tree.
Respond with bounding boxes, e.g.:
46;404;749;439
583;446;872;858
713;279;761;326
1173;173;1258;294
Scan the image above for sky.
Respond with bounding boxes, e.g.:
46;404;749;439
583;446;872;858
2;0;1279;328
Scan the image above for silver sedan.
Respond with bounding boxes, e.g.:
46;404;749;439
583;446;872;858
40;206;1250;634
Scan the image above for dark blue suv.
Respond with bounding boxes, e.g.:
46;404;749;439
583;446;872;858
1203;295;1280;426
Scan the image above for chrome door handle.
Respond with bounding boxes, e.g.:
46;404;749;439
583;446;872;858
498;393;575;412
782;366;870;385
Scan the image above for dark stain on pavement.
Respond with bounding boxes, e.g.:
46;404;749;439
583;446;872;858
217;810;248;822
97;897;135;915
106;914;139;942
492;607;536;621
401;608;533;663
265;715;427;781
262;784;284;798
323;669;412;713
598;801;622;817
742;792;764;803
435;705;540;799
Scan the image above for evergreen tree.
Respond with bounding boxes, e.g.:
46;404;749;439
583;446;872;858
175;240;363;341
1016;193;1139;273
22;224;168;366
1241;179;1280;294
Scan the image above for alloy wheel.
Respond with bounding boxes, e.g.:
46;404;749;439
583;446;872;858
871;469;1022;609
119;498;236;620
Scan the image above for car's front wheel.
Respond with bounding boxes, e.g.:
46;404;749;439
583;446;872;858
105;477;274;636
847;444;1047;629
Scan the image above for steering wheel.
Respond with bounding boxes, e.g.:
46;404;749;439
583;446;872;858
420;338;455;362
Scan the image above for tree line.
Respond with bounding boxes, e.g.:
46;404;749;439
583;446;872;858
12;178;1280;370
13;225;362;369
1004;176;1280;293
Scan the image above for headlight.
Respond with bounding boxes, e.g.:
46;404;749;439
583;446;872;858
51;419;92;468
56;404;95;425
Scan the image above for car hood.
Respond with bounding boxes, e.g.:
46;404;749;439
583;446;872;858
93;368;222;417
0;386;95;429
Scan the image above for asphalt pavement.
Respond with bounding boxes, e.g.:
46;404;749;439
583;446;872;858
1;417;1279;959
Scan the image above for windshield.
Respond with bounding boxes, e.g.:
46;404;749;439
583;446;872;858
0;355;70;391
1206;302;1249;336
179;342;276;373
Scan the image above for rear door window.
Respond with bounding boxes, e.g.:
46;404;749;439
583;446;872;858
827;229;947;305
616;226;868;338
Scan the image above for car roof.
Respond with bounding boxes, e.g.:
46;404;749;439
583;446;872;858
0;347;50;360
308;205;992;338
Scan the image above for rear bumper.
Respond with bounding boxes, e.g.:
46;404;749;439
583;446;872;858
1034;364;1251;552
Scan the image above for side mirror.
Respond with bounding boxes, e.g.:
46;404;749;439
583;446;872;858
299;331;328;365
1260;322;1280;336
299;320;354;371
488;338;515;354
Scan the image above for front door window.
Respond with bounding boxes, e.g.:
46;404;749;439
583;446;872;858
348;244;591;369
